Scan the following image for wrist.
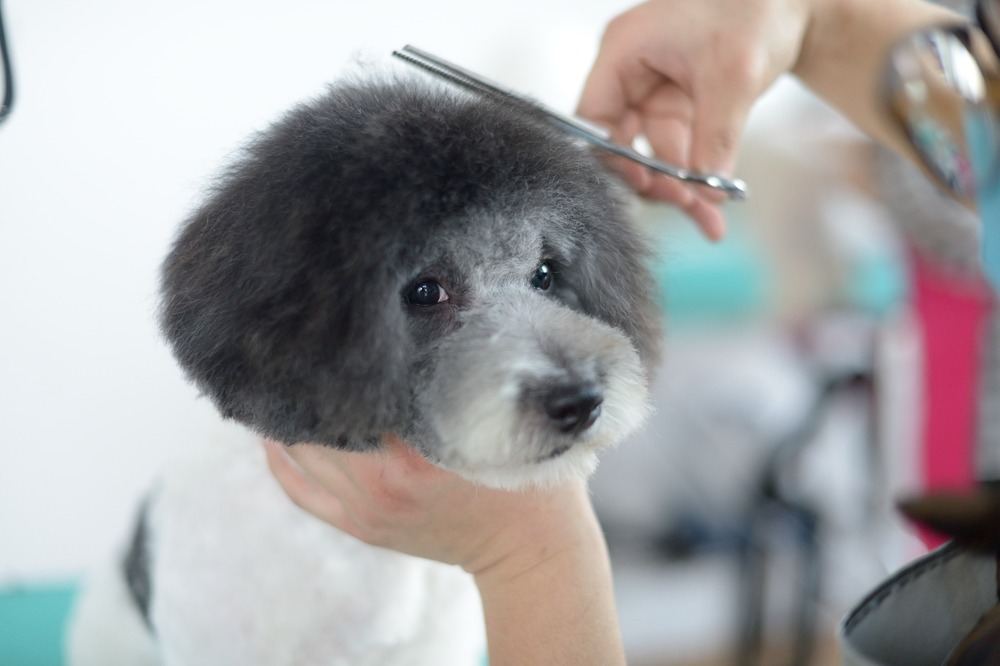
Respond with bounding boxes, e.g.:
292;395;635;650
470;487;604;585
793;0;964;152
463;481;598;581
470;489;625;666
796;0;965;82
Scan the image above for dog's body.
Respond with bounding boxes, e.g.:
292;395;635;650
69;70;662;664
70;430;484;666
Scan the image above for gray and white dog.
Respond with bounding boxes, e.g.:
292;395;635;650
69;70;662;665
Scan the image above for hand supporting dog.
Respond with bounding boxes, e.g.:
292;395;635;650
265;435;626;666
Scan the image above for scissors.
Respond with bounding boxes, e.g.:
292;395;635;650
392;45;749;201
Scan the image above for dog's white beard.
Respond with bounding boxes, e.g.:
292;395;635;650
421;296;651;490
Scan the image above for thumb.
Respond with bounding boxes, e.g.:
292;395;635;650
264;440;349;528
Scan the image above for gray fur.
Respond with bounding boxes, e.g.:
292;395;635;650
159;73;662;485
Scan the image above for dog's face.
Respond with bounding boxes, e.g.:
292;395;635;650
160;74;662;488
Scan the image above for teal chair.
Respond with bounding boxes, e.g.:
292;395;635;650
647;204;771;325
0;583;78;666
647;202;906;323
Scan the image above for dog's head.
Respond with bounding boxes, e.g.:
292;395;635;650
160;74;662;488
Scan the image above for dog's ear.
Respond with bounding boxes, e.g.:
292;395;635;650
547;164;664;369
160;216;412;450
159;89;413;449
574;211;664;368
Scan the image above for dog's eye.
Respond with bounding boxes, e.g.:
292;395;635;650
531;262;554;291
406;280;449;307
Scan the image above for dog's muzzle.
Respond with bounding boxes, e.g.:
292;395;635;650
415;293;650;488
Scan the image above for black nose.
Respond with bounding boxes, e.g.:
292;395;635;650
543;383;604;435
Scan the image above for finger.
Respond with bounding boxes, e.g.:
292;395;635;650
578;26;716;218
576;61;628;133
381;432;423;461
379;432;457;488
640;181;726;242
576;15;657;130
688;52;760;190
602;141;725;240
577;26;666;163
636;95;699;211
579;68;656;196
685;198;728;242
284;442;357;486
634;83;730;239
264;440;350;528
597;111;659;196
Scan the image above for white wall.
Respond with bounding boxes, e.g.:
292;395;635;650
0;0;633;584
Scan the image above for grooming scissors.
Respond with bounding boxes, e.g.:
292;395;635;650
392;45;748;200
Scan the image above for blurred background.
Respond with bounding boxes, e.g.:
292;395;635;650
0;0;996;664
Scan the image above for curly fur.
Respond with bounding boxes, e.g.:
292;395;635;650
159;73;661;486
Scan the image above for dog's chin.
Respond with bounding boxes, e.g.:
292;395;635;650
448;446;601;491
432;387;652;491
423;361;652;490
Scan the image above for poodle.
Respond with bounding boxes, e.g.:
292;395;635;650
68;65;663;665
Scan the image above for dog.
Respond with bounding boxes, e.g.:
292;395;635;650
68;67;662;665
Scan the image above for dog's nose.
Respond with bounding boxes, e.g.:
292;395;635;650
543;383;604;435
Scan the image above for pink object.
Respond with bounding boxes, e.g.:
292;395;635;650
910;249;993;546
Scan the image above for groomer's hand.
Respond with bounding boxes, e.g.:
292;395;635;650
577;0;811;240
265;435;625;665
264;435;595;577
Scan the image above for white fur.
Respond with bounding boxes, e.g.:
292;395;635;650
69;429;485;666
67;560;162;666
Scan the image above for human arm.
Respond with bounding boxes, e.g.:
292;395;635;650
794;0;964;158
577;0;963;236
264;436;625;666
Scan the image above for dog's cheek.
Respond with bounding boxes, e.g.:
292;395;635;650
397;341;446;458
567;231;663;370
410;341;528;470
592;342;652;444
307;290;417;444
458;447;602;490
